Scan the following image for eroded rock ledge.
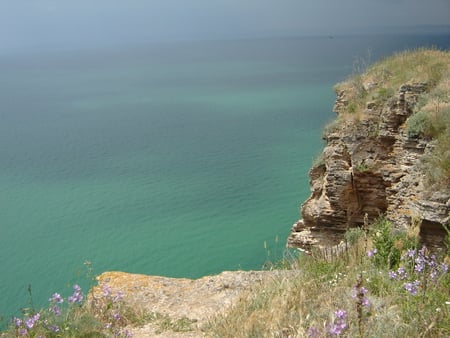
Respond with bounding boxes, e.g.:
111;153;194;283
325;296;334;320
288;81;449;251
91;270;293;337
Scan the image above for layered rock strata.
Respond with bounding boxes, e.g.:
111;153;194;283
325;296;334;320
288;83;449;250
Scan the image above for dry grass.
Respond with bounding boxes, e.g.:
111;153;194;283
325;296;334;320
334;48;450;116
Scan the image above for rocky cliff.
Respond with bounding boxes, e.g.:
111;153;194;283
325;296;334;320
288;49;450;251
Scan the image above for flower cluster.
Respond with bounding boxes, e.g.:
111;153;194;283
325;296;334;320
388;246;448;296
12;313;40;336
49;292;64;304
405;247;448;278
367;248;378;257
307;309;348;337
403;280;421;296
102;283;124;303
48;291;64;316
388;266;408;280
94;283;130;336
307;326;321;338
68;284;84;304
352;285;370;307
10;283;132;337
327;309;348;336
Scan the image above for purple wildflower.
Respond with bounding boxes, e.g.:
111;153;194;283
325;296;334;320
389;270;397;279
389;266;408;281
12;317;22;327
24;313;40;329
24;318;33;329
367;248;377;257
48;292;64;304
429;255;438;268
112;313;121;321
352;285;370;307
51;305;61;316
49;325;60;333
406;248;416;258
403;280;420;296
328;321;347;336
397;267;407;280
414;258;426;273
122;329;133;337
307;326;321;338
335;309;347;319
327;309;347;336
113;290;124;302
430;269;438;280
102;284;112;297
68;284;83;304
19;328;27;336
362;297;370;306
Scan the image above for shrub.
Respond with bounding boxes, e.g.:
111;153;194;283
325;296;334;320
369;217;417;268
344;227;366;245
420;106;450;187
407;111;433;139
374;87;395;102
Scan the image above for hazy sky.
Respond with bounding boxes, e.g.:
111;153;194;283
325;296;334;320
1;0;450;51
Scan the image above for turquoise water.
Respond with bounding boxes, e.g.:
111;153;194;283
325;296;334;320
1;34;449;319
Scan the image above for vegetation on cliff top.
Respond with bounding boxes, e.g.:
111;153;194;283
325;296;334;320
332;48;450;189
334;48;449;115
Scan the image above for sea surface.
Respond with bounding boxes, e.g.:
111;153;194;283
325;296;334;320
1;33;449;320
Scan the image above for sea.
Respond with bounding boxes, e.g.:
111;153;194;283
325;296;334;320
1;32;449;321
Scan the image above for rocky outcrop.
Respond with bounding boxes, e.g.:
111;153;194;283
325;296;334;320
91;270;294;337
288;83;449;251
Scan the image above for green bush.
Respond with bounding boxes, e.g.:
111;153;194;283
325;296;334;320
344;227;366;245
369;217;416;268
420;106;450;187
407;111;433;139
374;87;395;102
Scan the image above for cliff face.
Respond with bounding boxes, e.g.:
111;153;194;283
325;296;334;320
288;53;450;250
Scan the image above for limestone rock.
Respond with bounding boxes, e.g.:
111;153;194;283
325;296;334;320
288;82;449;250
91;270;294;337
